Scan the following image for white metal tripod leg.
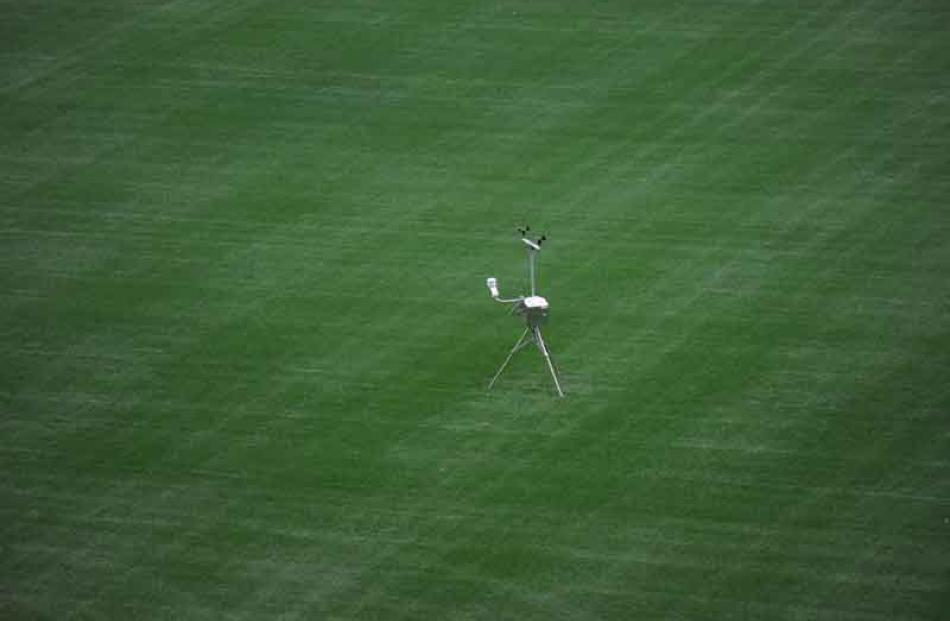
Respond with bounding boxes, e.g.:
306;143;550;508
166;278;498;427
488;328;531;391
533;327;565;397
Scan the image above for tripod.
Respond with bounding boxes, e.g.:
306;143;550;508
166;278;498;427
488;310;564;397
485;227;565;397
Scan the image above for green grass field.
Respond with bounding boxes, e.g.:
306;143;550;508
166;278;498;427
2;1;949;618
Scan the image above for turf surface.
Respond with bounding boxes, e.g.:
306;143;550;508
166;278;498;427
2;0;949;618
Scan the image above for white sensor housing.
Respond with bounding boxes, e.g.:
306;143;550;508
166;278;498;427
523;295;548;310
486;277;499;298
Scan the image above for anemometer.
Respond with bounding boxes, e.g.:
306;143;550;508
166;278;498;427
485;226;565;397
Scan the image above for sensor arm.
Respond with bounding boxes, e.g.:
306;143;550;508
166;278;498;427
495;296;525;305
486;277;524;304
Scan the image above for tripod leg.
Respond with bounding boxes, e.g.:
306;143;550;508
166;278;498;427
533;327;565;397
488;328;531;391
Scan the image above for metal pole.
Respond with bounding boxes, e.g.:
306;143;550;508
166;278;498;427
533;327;564;397
528;250;536;296
488;327;531;390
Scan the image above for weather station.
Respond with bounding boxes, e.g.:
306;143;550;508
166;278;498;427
485;227;565;397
